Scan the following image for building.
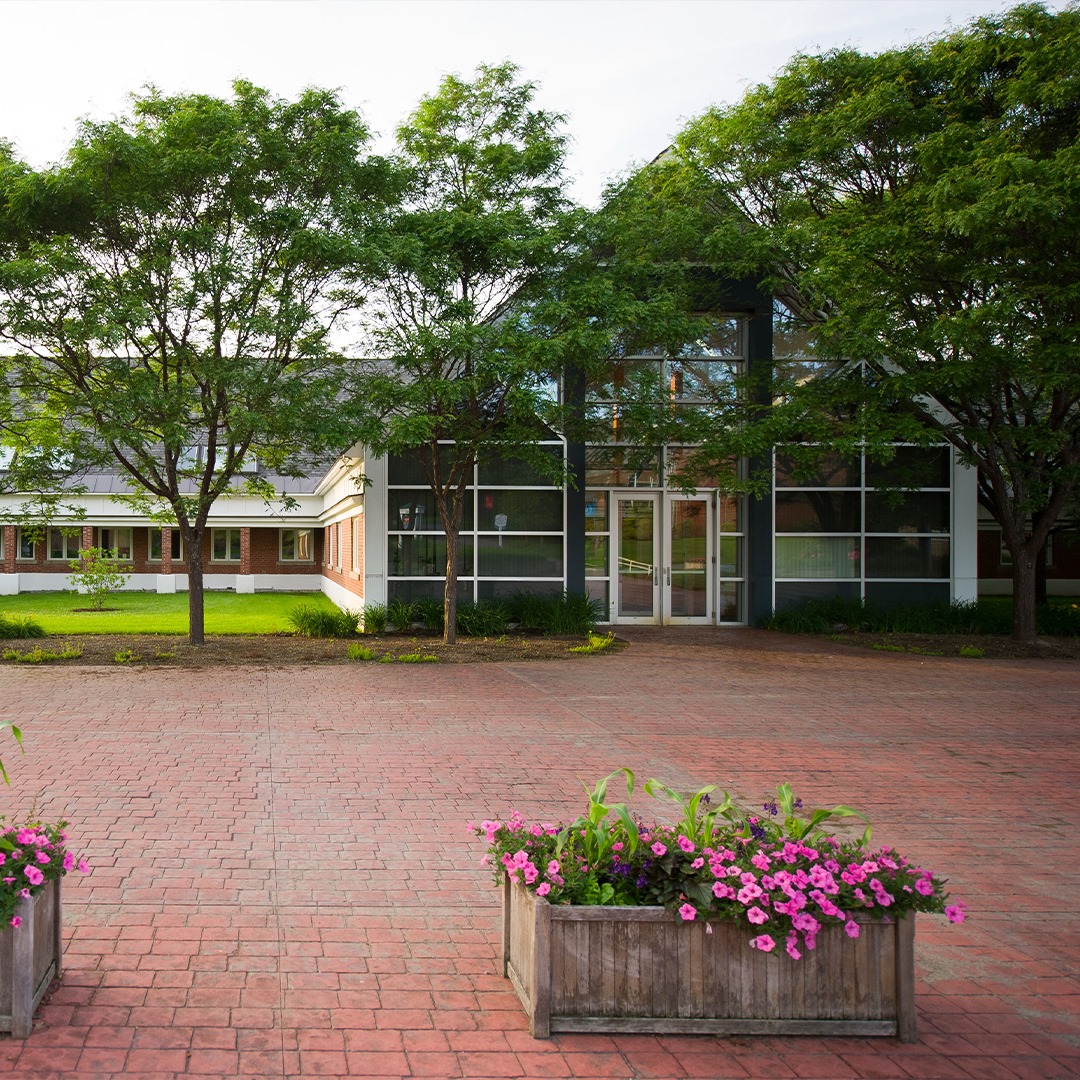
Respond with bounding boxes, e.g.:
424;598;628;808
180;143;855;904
2;296;1073;621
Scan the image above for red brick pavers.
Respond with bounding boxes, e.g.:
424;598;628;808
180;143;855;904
1;629;1077;1079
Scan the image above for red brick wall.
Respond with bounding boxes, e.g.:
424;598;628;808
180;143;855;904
978;526;1080;580
321;515;365;599
6;526;323;577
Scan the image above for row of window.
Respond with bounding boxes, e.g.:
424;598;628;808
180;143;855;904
1;527;314;563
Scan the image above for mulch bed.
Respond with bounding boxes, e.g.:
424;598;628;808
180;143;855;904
0;631;621;666
824;629;1080;661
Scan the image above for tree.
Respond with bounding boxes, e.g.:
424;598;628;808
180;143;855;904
68;546;131;610
658;2;1080;642
354;63;593;643
0;82;386;643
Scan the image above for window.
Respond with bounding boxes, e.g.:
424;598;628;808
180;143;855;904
351;517;360;571
95;527;133;559
0;529;3;559
48;529;82;561
212;528;242;562
279;528;313;562
0;447;13;470
1000;532;1051;568
148;528;183;562
16;530;35;561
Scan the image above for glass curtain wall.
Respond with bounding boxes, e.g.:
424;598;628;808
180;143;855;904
386;444;567;603
582;317;748;623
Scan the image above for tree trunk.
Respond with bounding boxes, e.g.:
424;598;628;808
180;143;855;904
1011;546;1039;645
443;526;459;646
181;526;206;646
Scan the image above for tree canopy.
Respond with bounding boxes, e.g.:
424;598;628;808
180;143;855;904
650;1;1080;641
353;63;603;641
0;82;387;643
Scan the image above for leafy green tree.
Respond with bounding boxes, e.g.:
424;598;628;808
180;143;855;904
353;64;596;642
68;547;131;610
658;2;1080;642
0;82;386;643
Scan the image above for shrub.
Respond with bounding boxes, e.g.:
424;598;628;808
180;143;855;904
568;631;617;655
68;546;131;610
505;592;604;634
456;600;509;637
347;643;376;661
416;599;444;633
2;644;81;663
113;648;141;664
958;644;984;658
387;598;418;632
1038;601;1080;637
0;614;46;639
288;603;359;638
362;603;389;634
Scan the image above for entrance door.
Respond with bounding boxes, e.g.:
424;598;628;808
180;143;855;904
665;496;711;624
615;495;660;622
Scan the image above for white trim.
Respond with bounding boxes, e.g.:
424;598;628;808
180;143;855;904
321;575;363;611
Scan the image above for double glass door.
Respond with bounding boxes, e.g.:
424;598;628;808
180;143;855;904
615;494;710;623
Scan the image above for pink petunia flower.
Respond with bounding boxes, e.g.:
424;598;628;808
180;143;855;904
945;904;966;923
746;906;768;925
9;916;20;928
651;841;667;857
536;882;551;897
749;934;775;952
78;859;89;874
24;866;44;886
844;920;861;938
678;835;695;853
678;903;696;921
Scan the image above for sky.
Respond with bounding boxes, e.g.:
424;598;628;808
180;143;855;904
1;0;1068;205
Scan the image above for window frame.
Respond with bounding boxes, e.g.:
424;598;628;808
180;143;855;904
211;527;242;563
279;528;314;563
47;528;82;562
95;527;134;560
148;527;183;563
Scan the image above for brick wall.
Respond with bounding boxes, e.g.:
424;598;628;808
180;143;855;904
3;526;323;577
321;515;365;599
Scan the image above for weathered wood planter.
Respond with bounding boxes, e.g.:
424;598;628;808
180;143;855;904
502;876;916;1040
0;879;62;1039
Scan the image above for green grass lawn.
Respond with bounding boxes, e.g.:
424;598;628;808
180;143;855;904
0;591;342;635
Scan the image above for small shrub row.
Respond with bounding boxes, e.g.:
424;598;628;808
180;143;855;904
2;643;82;663
0;614;47;639
768;597;1080;638
363;592;603;637
287;604;360;638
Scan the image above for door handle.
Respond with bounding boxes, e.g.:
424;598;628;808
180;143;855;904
665;567;671;586
653;566;659;586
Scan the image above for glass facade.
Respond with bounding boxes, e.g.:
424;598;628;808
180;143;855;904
773;446;953;610
386;444;566;605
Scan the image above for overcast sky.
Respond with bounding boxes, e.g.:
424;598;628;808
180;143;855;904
2;0;1067;204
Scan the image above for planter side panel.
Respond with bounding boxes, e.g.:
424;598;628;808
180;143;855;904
544;904;900;1023
0;879;61;1037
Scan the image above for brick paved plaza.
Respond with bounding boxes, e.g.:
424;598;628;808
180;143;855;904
0;630;1078;1079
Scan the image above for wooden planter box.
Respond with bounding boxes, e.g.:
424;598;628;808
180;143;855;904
501;876;916;1040
0;879;63;1039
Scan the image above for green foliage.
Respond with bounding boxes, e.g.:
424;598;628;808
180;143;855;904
0;81;388;645
505;591;604;635
377;653;395;664
958;645;985;658
113;648;141;665
396;652;438;663
0;719;21;784
3;644;81;663
67;547;131;610
455;600;509;637
568;631;617;655
659;4;1080;643
361;603;389;634
0;613;46;639
287;604;360;638
769;596;1080;638
387;598;418;632
557;768;640;868
416;599;444;633
346;643;376;661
